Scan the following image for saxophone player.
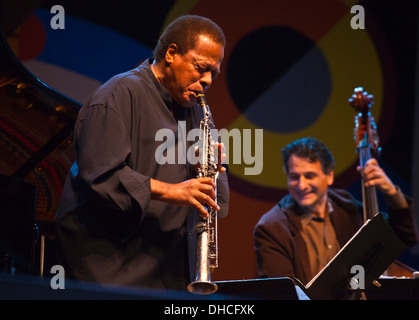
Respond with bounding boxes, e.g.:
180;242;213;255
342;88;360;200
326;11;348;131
55;15;229;292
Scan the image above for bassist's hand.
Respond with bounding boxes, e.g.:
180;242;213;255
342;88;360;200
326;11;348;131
357;158;397;196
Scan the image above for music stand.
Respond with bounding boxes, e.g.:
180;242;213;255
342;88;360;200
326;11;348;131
215;277;301;300
305;213;406;300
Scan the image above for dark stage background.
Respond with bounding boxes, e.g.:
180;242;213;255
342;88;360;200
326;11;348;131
2;0;419;283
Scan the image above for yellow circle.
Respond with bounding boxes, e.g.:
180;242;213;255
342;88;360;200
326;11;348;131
227;14;383;189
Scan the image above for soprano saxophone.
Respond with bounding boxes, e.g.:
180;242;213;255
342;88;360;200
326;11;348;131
187;94;219;295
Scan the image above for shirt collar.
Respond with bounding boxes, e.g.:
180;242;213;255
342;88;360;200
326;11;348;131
300;199;334;227
143;58;173;109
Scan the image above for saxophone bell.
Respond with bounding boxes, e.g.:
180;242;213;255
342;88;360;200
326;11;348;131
186;215;218;295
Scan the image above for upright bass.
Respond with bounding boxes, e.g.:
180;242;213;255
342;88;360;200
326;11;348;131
349;87;416;278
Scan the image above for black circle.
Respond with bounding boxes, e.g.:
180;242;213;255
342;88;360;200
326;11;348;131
226;25;331;132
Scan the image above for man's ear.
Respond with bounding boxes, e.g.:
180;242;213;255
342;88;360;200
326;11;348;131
328;170;334;186
165;43;178;64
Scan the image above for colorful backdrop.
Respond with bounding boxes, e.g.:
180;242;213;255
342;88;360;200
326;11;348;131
11;0;419;280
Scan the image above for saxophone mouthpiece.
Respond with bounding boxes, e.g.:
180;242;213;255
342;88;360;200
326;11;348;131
196;94;206;107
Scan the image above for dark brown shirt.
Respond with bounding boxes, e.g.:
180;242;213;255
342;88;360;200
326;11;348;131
299;202;341;281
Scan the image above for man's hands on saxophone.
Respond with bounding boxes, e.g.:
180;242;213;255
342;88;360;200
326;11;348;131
192;142;227;175
213;141;227;173
150;141;226;218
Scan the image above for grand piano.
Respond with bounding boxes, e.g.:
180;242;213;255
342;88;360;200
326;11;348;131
0;0;80;275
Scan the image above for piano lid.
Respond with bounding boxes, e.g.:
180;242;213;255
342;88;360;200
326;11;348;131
0;0;80;232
